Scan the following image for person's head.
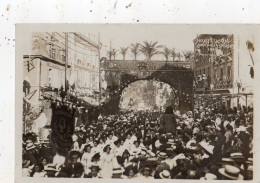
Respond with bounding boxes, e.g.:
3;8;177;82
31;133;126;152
93;141;98;147
140;138;144;143
34;163;44;172
91;153;100;162
99;138;104;144
126;133;131;139
142;166;151;177
104;145;111;154
90;166;100;177
123;150;130;158
165;106;173;114
84;145;92;153
69;151;80;163
127;169;135;177
41;157;48;166
45;164;58;177
108;134;113;140
114;140;120;148
134;140;140;148
120;139;125;145
89;136;93;141
85;137;90;143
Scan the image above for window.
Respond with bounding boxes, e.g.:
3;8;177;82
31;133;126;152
220;68;224;81
227;66;231;84
203;68;206;74
49;44;56;59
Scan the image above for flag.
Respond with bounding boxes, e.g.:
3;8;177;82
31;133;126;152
51;105;76;155
250;67;254;78
246;41;254;52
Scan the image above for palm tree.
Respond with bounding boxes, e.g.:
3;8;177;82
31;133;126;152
130;43;140;60
170;48;176;61
182;50;193;61
176;52;182;61
119;47;128;60
111;48;117;60
107;50;113;61
161;46;171;61
139;41;162;60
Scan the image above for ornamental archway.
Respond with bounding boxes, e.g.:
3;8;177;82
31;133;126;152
100;60;194;115
119;80;177;112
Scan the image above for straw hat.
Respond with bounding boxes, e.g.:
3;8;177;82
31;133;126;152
45;164;58;172
167;139;175;145
199;141;214;155
112;165;125;174
200;173;217;180
218;165;244;180
159;170;171;179
219;158;235;166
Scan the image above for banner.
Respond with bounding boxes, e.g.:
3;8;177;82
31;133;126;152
51;105;75;155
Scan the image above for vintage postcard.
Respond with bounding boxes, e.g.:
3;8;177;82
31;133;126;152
15;24;259;182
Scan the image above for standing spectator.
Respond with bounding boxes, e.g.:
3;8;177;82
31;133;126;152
160;106;176;134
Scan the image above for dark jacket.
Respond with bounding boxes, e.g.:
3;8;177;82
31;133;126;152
161;114;176;134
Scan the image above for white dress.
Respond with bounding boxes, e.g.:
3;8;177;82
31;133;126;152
91;146;100;154
81;152;92;168
100;152;114;178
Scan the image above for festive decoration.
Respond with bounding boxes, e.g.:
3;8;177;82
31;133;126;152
51;104;76;156
101;64;193;114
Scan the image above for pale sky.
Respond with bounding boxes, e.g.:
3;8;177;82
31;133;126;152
80;24;198;60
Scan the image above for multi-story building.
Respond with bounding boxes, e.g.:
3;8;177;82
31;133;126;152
67;33;100;105
23;32;100;105
193;34;254;109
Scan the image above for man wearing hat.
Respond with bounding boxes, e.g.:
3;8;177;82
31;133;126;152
200;173;217;180
111;164;125;178
218;165;244;180
44;164;59;177
159;170;171;179
85;165;102;178
138;166;154;179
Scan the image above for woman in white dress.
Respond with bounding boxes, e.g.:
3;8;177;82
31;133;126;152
81;144;93;172
100;145;114;178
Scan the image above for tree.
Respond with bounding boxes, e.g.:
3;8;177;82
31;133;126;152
130;43;140;60
107;50;113;61
119;47;128;60
176;52;182;61
182;50;193;61
111;48;117;60
161;46;171;61
170;48;176;61
139;41;162;60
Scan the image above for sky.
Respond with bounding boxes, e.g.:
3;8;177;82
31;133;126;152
81;24;198;60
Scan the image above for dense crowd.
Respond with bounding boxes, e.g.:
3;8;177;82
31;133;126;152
22;104;253;179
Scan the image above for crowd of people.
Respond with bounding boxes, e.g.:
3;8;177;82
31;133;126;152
22;104;253;179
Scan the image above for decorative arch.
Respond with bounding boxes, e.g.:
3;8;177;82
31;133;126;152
101;63;194;115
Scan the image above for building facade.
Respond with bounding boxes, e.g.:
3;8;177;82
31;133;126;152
23;32;100;106
193;34;254;109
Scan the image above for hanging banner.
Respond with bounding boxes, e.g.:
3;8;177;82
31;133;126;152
194;35;233;63
51;105;75;155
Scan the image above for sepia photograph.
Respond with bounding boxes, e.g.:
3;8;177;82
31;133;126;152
16;24;256;180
